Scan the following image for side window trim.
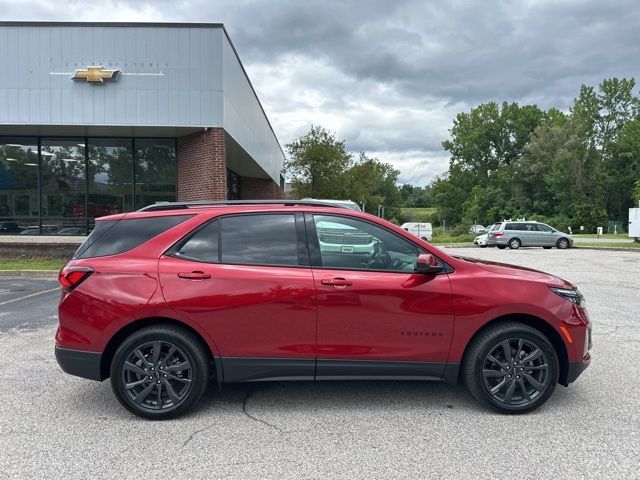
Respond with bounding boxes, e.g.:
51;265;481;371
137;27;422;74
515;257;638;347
304;212;323;266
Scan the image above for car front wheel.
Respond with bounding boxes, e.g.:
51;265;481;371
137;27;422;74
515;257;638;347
462;322;559;413
557;238;570;249
110;325;209;420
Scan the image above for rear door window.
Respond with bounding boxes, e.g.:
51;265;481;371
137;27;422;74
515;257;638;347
220;214;300;266
75;215;191;259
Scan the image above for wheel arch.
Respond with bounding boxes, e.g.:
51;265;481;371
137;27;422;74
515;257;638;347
456;313;569;386
100;317;222;384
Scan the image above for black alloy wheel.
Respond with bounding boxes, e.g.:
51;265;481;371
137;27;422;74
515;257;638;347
462;322;558;413
508;238;521;249
121;341;193;411
481;338;550;407
111;325;209;420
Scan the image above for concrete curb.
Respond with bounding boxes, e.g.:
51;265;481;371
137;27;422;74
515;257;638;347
573;246;640;252
0;270;58;278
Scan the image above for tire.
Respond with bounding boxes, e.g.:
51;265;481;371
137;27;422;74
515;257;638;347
556;238;570;249
462;322;559;414
480;245;487;248
110;325;210;420
508;238;521;249
497;245;507;250
543;246;552;249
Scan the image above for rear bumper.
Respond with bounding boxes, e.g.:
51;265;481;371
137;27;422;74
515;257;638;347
55;346;104;381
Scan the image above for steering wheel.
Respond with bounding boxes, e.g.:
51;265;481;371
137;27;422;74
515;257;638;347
367;242;391;269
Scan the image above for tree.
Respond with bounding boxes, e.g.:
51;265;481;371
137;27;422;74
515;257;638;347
442;101;545;185
344;153;401;215
573;78;640;221
285;126;352;199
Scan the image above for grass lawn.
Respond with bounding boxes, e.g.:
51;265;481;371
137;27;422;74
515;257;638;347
573;233;629;239
0;258;66;270
400;207;437;222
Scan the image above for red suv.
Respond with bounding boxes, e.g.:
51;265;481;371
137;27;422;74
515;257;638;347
55;201;592;419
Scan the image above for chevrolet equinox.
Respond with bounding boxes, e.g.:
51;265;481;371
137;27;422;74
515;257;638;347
55;200;592;419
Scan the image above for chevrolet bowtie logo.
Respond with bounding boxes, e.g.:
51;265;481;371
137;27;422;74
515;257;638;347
72;66;120;83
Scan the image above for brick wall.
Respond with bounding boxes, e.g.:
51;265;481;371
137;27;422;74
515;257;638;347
177;128;227;200
240;176;284;199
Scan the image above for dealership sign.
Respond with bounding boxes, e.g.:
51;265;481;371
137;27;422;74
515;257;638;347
72;66;120;83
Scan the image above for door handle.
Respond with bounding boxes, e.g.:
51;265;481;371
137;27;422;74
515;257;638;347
178;271;211;280
320;277;352;287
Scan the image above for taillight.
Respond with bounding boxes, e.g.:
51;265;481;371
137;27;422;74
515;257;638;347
58;266;94;291
494;232;504;237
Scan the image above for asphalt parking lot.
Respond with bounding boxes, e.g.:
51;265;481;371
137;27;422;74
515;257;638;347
0;248;638;479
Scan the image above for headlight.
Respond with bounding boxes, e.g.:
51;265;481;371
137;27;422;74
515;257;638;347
549;287;586;308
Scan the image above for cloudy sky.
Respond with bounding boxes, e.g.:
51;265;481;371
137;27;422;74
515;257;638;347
2;0;640;185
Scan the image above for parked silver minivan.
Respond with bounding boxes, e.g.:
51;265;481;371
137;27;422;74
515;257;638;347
486;221;573;249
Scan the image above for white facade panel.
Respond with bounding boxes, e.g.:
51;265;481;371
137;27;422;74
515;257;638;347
0;24;224;127
0;22;284;184
222;35;284;183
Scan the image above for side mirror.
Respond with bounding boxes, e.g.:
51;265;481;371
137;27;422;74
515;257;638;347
416;253;442;274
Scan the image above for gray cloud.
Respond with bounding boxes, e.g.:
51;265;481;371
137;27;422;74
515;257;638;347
1;0;639;185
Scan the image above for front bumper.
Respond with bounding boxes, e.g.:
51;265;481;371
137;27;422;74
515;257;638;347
563;353;591;385
55;346;104;381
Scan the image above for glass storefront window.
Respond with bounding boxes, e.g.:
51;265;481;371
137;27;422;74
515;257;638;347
41;139;87;234
135;139;177;209
88;139;134;228
0;138;38;234
0;136;177;234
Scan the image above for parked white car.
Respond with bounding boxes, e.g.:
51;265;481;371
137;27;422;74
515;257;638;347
401;222;433;241
474;233;488;247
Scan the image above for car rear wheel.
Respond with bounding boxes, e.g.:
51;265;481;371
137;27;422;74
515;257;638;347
508;238;521;249
557;238;570;249
462;322;558;413
543;246;552;249
110;325;209;420
497;245;507;249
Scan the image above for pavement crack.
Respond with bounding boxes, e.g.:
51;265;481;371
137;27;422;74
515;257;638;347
182;423;217;447
242;386;283;434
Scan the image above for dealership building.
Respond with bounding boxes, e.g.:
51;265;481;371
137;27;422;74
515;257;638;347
0;22;285;234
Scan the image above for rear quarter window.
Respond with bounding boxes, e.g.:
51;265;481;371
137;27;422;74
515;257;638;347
74;215;191;259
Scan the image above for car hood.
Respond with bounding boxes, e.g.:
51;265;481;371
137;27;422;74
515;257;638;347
455;256;574;288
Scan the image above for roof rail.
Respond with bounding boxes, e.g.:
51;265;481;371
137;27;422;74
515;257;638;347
137;199;348;212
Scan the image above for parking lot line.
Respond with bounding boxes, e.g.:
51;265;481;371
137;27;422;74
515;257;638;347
0;287;59;307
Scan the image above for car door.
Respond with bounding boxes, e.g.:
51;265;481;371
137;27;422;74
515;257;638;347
158;212;317;382
306;213;455;379
535;223;555;246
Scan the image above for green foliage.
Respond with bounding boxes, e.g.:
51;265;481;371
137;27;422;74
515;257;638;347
399;184;433;208
435;78;640;233
397;207;437;225
285;125;352;199
285;127;402;216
